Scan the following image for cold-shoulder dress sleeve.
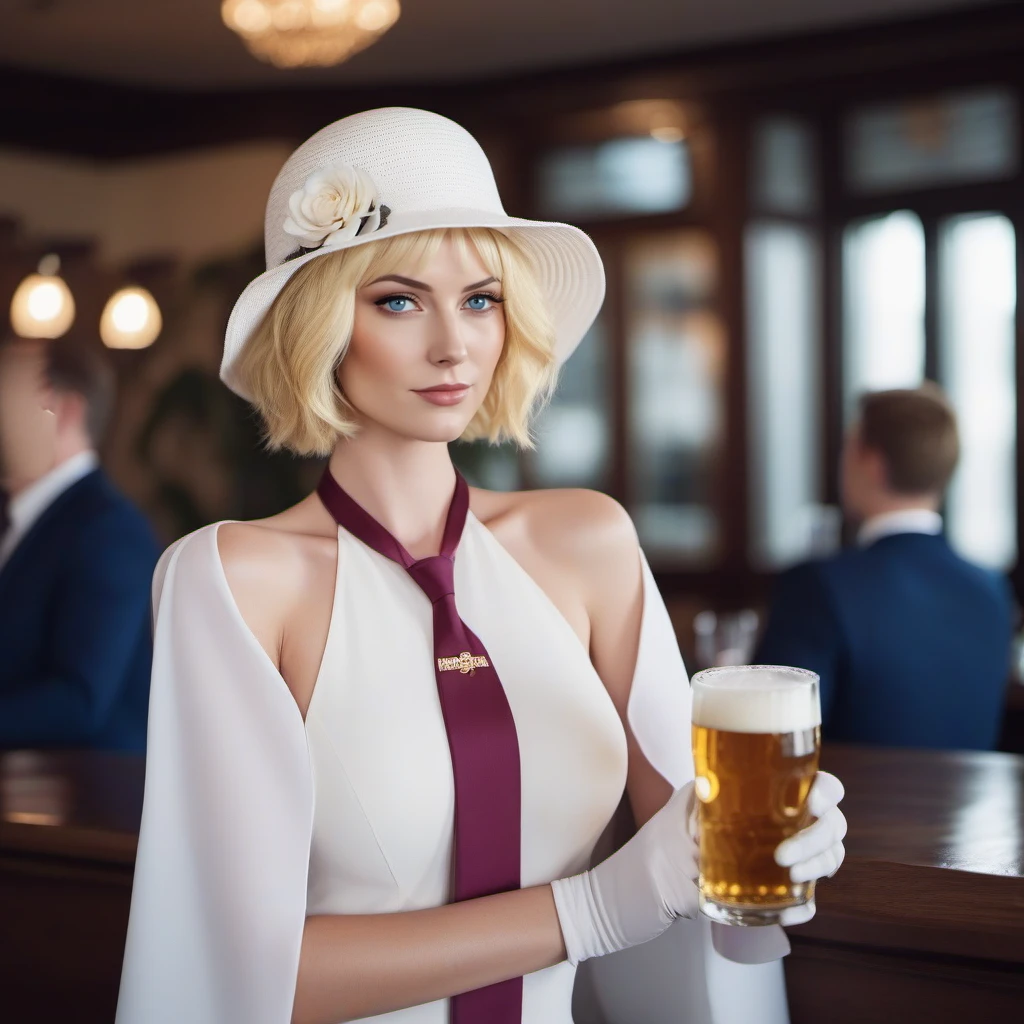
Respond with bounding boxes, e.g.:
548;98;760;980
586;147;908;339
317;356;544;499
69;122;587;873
116;525;314;1024
575;551;792;1024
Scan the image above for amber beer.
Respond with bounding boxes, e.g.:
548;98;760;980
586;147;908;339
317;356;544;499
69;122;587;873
691;665;821;926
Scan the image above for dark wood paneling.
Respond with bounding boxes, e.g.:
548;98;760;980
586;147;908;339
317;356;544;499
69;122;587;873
820;109;845;510
709;106;751;571
2;5;1023;159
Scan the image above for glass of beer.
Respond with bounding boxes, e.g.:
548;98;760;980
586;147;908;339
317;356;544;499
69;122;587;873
691;665;821;926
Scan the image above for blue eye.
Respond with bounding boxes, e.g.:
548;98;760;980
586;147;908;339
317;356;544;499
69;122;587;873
467;293;503;311
385;296;412;313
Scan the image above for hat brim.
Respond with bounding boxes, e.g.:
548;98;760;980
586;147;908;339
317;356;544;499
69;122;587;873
221;208;605;402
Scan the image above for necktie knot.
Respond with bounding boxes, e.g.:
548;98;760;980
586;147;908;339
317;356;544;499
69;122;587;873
407;555;455;604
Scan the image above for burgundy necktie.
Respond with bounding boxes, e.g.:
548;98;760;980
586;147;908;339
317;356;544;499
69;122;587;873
317;469;523;1023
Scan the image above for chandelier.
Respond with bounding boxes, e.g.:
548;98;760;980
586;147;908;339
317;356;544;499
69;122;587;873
222;0;401;69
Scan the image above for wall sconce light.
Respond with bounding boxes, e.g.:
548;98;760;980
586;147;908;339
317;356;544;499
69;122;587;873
100;286;163;350
9;254;76;339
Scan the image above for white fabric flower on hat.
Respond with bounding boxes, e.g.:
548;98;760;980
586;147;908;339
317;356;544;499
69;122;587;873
282;163;386;250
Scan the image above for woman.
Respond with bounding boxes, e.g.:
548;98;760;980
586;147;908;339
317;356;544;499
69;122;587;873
117;108;845;1024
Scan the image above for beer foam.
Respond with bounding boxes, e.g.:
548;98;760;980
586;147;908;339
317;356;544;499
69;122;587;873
691;666;821;734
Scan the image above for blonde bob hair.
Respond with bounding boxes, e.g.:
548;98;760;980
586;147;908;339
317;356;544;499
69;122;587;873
234;228;558;457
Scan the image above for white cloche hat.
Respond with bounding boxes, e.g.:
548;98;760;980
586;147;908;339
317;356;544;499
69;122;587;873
221;106;606;400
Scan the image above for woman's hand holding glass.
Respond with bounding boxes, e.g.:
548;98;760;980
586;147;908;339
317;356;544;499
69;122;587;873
551;770;846;964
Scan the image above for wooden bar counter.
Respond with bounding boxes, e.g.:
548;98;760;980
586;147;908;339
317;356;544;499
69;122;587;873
0;750;141;1024
1;744;1022;1023
785;744;1024;1023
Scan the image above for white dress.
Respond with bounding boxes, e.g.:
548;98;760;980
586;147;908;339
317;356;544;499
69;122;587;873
116;514;791;1024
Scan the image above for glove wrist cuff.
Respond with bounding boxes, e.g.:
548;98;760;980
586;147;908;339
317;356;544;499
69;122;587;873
550;873;617;965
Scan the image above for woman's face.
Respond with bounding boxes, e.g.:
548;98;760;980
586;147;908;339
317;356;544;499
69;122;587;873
338;237;506;443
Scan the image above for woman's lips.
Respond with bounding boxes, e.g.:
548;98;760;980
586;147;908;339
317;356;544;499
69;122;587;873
413;384;471;406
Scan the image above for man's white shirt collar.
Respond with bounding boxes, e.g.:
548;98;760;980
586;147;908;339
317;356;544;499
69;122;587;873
857;508;943;548
0;451;99;569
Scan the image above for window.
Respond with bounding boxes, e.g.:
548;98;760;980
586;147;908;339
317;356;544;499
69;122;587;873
846;89;1018;193
842;211;926;416
538;136;692;220
531;315;611;490
750;117;818;216
939;213;1017;569
625;231;722;561
746;223;823;568
841;208;1017;570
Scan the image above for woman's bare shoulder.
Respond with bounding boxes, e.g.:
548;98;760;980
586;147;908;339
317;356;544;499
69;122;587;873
214;500;339;672
216;496;337;582
216;520;308;588
471;486;637;568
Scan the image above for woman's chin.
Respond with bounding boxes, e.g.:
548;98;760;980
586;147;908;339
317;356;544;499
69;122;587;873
345;403;477;445
391;415;475;445
419;425;473;444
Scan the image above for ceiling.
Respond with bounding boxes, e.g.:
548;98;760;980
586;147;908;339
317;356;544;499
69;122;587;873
0;0;1004;92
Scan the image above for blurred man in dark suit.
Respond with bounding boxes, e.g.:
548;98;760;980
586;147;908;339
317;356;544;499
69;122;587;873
0;336;158;752
755;386;1014;751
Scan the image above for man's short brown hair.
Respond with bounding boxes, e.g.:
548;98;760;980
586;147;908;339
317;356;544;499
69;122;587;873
858;385;960;495
43;339;116;447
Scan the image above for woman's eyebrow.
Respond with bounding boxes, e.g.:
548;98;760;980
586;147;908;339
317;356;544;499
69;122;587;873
366;275;499;293
462;276;499;292
369;274;431;291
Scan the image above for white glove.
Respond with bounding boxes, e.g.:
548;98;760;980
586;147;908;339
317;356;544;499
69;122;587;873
551;782;699;965
551;770;848;963
771;770;847;925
